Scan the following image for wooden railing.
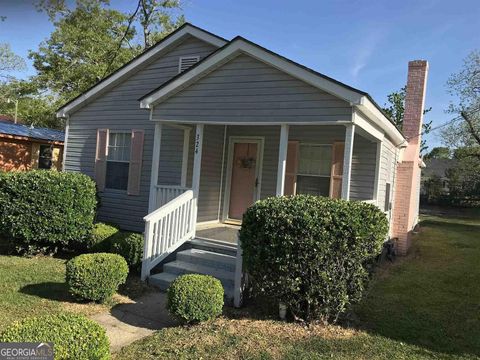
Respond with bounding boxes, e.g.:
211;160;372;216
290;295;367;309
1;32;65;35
141;190;196;280
155;185;189;209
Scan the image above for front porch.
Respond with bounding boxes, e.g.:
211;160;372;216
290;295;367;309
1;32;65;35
141;121;384;307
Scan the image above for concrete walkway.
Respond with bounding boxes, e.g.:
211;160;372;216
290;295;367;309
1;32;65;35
90;291;177;352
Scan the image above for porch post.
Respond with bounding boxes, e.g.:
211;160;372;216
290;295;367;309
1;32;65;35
191;124;204;234
148;121;162;213
341;124;355;200
180;128;191;187
276;124;289;196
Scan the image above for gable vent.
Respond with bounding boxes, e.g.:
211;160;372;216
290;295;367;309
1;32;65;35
178;56;200;73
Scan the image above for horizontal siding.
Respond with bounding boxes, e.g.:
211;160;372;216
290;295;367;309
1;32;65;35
65;35;217;231
378;138;397;216
153;54;353;123
350;135;377;201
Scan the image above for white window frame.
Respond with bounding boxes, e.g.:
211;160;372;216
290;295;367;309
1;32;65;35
105;131;131;191
296;143;333;195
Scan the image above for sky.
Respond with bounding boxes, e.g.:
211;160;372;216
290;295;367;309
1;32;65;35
1;0;479;149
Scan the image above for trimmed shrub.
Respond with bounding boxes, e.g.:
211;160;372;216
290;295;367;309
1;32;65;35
167;274;224;323
66;253;129;302
0;313;110;360
89;223;120;252
0;170;97;253
110;232;144;270
240;195;389;323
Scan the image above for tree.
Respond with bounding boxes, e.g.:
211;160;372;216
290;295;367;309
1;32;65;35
442;50;480;156
0;43;26;80
0;80;61;128
424;147;451;160
383;86;432;154
30;0;137;102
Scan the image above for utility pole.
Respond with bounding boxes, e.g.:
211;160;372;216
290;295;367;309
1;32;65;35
7;98;18;123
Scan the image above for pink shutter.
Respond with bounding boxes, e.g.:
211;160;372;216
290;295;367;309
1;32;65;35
127;129;145;196
284;141;299;195
95;129;109;191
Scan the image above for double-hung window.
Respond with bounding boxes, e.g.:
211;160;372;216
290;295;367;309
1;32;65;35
296;144;332;196
106;132;131;190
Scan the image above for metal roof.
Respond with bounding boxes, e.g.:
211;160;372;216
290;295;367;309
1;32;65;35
0;120;64;142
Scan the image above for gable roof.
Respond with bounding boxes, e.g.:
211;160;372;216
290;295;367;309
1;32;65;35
0;121;64;143
56;23;227;118
139;36;405;145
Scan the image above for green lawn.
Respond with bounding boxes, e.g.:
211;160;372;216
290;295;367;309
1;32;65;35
115;212;480;360
0;254;149;332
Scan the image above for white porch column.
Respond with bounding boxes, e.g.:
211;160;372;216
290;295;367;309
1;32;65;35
341;124;355;200
148;121;162;213
192;124;204;197
180;128;191;187
276;124;289;196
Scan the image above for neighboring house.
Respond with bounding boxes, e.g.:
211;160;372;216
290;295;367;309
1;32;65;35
421;158;455;195
0;115;64;171
56;24;428;304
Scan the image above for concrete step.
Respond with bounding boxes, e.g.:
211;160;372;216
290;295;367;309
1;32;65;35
148;271;234;300
190;238;237;256
176;248;236;272
163;260;235;288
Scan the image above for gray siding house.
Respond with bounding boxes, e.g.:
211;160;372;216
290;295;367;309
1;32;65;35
57;24;428;305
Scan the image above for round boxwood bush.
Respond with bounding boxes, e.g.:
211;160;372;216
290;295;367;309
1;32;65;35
66;253;129;302
167;274;224;323
0;313;110;360
110;232;144;270
89;223;120;252
0;170;96;253
240;195;389;323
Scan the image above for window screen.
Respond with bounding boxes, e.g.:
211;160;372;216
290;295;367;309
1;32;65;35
296;144;332;196
106;132;131;190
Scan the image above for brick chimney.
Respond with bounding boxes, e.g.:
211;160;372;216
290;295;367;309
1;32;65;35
391;60;429;255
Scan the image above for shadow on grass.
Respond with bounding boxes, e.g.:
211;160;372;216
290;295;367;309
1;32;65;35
20;281;76;303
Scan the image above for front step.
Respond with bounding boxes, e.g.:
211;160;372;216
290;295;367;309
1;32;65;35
148;241;237;302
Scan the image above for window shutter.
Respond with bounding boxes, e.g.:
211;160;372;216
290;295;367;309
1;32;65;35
284;141;299;195
329;141;344;199
95;129;109;191
178;56;200;73
127;129;144;196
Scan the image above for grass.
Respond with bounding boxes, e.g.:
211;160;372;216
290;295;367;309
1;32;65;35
114;211;480;360
0;253;150;331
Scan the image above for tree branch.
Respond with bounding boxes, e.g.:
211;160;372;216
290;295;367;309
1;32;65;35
460;110;480;146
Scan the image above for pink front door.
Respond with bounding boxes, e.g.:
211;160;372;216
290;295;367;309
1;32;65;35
228;142;258;220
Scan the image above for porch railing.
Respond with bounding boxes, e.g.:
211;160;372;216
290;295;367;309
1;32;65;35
141;190;196;280
155;185;189;208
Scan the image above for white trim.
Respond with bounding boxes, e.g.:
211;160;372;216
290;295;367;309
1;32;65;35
56;25;226;117
276;124;289;195
373;141;382;203
341;124;355;200
141;38;364;109
151;119;351;126
61;117;69;171
180;128;191;187
352;110;383;141
148;119;162;212
222;136;264;221
217;125;228;221
356;99;405;147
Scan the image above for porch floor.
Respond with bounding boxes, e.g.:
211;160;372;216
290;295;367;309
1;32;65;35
195;223;240;244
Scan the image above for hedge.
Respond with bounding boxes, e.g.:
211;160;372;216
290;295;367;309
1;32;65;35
167;274;224;323
239;195;389;323
0;313;110;359
0;170;97;253
89;223;120;252
66;253;129;302
110;232;144;270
